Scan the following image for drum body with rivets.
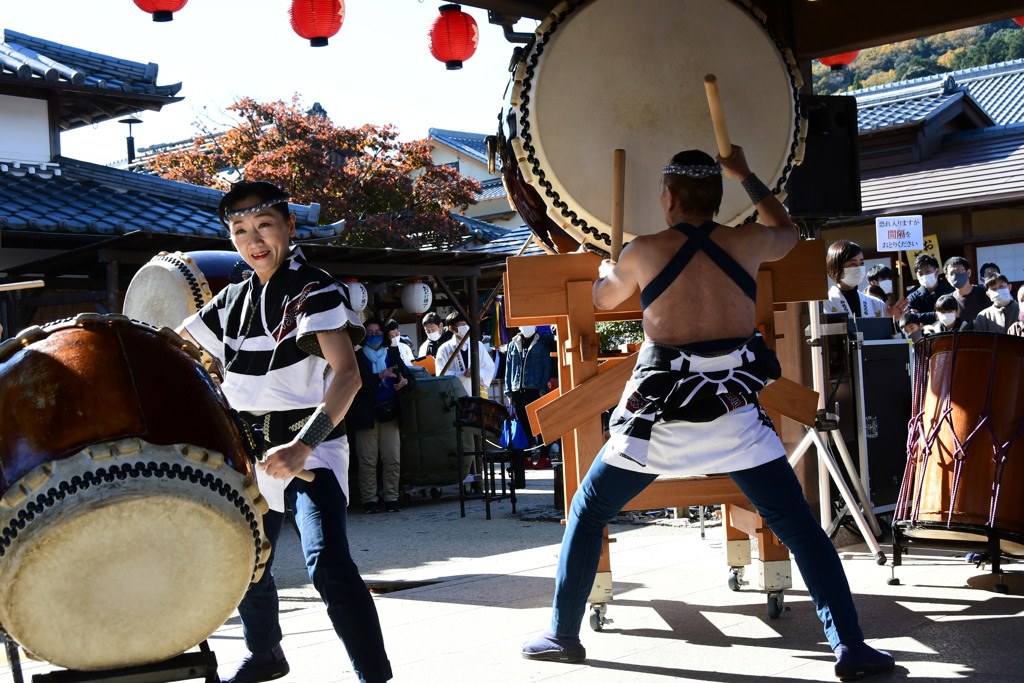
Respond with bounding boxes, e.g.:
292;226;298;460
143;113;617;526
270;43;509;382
0;314;269;670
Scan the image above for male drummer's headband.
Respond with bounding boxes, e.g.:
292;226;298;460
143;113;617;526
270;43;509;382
662;163;722;179
223;195;291;224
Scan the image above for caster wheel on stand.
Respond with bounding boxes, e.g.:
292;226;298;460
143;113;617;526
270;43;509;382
727;566;746;592
766;591;790;620
589;603;612;631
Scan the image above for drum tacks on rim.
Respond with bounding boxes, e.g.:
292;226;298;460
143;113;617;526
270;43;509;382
501;0;802;253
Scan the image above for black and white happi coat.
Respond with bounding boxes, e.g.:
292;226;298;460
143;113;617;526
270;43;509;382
183;247;363;510
601;332;786;476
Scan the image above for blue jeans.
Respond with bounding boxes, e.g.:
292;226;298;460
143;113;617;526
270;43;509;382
237;468;392;683
551;455;863;649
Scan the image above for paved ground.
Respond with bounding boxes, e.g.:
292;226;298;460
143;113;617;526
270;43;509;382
4;468;1023;682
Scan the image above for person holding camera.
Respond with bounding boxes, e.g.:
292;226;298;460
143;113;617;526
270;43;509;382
350;317;414;513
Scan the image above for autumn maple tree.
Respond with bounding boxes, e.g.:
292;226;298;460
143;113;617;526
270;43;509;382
148;96;480;249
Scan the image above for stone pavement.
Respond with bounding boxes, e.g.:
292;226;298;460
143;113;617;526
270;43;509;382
4;468;1023;682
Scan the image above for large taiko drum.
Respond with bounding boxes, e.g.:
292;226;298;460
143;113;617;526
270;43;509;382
500;0;801;253
123;250;251;330
895;332;1024;557
0;314;270;671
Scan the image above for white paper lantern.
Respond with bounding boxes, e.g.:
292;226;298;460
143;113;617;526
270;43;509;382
343;279;368;313
400;279;433;314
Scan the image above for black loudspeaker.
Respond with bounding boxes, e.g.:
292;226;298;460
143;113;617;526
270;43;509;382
786;94;861;217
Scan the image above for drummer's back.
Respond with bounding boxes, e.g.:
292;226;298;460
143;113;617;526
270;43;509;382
630;220;790;347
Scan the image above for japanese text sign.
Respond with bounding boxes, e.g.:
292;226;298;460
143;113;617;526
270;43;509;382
875;215;923;251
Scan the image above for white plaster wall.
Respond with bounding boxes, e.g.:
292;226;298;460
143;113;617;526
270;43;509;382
0;95;51;164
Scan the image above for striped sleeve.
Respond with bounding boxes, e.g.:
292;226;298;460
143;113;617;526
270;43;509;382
294;271;365;358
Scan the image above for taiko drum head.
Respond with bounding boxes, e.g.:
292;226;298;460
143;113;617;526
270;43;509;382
507;0;800;251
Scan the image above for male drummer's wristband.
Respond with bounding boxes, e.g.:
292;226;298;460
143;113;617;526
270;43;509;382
297;408;334;450
741;173;772;205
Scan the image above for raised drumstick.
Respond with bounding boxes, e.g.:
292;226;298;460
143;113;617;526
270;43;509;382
703;74;733;159
611;148;625;261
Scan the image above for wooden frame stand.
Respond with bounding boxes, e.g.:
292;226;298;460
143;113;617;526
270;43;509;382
503;241;826;624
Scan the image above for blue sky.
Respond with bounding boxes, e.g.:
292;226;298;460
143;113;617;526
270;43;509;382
2;1;535;164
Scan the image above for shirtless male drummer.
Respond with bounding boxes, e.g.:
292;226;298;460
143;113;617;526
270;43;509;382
521;146;896;681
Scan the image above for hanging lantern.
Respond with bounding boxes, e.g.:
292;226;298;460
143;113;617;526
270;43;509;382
343;279;368;313
290;0;345;47
133;0;188;22
1014;17;1024;28
400;280;433;315
818;51;860;71
428;4;479;70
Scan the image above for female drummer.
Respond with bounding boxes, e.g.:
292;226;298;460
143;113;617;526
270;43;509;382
178;181;392;683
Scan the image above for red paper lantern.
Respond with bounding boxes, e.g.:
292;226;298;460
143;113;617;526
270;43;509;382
290;0;345;47
133;0;187;22
429;4;479;70
818;51;861;71
1014;17;1024;28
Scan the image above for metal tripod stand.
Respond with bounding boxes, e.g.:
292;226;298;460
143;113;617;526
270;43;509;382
803;292;887;565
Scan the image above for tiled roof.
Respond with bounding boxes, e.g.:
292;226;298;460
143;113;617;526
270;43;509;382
853;60;1024;132
0;29;183;130
452;213;510;243
428;128;492;166
860;123;1024;215
0;157;343;242
475;177;508;202
460;223;547;257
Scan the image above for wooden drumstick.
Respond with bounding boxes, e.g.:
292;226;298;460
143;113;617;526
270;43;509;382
295;469;315;482
611;148;625;261
0;279;44;292
703;74;733;159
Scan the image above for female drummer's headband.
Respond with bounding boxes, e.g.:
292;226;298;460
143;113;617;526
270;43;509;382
662;163;722;179
223;195;291;224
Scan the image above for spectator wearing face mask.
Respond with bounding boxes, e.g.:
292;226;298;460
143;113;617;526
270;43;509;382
974;274;1019;333
824;240;908;320
899;310;923;342
1006;286;1024;337
350;318;414;514
434;311;496;396
865;264;894;301
906;254;954;325
944;256;990;325
505;325;556;477
418;311;452;359
384;319;416;365
924;295;972;334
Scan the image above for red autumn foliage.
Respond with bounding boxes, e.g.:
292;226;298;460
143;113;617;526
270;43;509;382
147;95;480;249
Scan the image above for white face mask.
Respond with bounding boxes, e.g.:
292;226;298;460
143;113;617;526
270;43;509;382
520;326;536;338
841;266;865;288
456;324;470;337
937;312;958;327
426;330;441;342
878;279;893;294
988;287;1012;307
918;272;938;289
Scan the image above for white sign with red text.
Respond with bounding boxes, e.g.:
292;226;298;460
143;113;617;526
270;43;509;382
875;215;923;251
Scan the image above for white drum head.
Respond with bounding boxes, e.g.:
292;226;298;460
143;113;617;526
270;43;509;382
0;441;269;670
513;0;799;248
123;252;211;330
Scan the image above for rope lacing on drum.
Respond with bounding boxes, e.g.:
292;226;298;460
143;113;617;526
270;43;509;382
0;461;266;581
896;337;930;521
980;334;1023;528
516;0;801;244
